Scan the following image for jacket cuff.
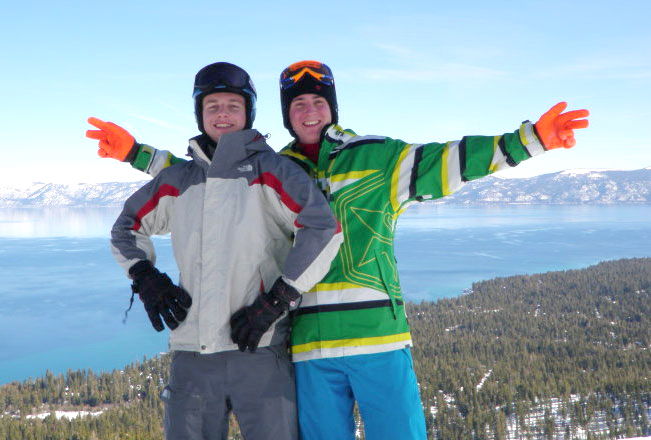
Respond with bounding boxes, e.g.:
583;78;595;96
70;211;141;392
123;142;141;164
519;121;546;157
271;277;302;310
128;260;154;279
131;144;156;172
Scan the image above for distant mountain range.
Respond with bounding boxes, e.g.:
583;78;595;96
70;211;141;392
442;167;651;205
0;181;147;208
1;168;650;208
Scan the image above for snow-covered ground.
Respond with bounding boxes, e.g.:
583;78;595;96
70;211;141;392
26;409;104;420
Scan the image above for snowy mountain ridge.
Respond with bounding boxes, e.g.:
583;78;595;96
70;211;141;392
0;181;148;208
1;168;650;207
437;167;651;205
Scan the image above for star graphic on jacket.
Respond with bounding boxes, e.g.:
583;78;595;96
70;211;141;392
348;206;394;267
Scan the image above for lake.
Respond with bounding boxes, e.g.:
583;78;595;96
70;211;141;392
1;204;650;385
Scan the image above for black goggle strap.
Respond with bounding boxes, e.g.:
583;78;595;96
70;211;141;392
192;83;255;99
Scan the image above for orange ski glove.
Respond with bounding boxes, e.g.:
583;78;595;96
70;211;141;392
86;117;137;161
534;102;589;150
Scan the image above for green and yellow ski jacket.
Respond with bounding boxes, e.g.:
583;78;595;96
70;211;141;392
130;121;546;362
278;122;545;362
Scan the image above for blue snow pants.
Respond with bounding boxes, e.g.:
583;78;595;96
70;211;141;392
294;348;427;440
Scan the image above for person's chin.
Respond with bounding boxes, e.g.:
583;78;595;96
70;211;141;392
209;128;237;141
300;127;325;143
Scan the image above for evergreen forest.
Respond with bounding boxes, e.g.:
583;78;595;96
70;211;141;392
1;258;649;439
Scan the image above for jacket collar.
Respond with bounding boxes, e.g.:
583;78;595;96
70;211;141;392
188;129;271;171
281;124;356;163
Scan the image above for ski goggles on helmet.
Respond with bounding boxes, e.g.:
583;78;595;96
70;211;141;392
280;60;334;90
192;62;256;99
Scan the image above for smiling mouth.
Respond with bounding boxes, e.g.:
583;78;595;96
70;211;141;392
215;123;233;128
303;120;320;127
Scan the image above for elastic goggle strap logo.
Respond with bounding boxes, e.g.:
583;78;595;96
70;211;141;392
281;60;334;89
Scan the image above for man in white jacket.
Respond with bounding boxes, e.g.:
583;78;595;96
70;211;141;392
95;62;342;439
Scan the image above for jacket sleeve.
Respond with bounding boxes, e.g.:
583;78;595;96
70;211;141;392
388;121;545;213
110;170;180;275
130;144;187;178
259;155;343;293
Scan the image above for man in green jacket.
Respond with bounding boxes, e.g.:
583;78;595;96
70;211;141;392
87;60;588;439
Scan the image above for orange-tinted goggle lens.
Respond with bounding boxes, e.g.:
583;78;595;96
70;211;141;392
280;61;334;89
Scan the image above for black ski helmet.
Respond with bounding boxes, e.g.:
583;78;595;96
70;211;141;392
193;62;257;133
279;60;338;138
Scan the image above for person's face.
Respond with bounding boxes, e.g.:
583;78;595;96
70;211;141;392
202;92;246;142
288;93;332;144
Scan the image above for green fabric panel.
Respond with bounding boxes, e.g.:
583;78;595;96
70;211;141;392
291;304;410;346
463;135;500;181
170;154;187;165
131;145;153;172
413;142;446;199
502;131;530;164
329;177;399;293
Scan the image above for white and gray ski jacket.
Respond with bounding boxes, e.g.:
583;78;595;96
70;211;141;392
111;129;342;354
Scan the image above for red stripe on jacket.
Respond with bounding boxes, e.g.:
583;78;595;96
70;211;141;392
250;172;304;227
133;184;180;231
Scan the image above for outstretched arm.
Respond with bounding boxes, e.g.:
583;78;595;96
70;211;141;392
86;117;186;177
389;102;589;211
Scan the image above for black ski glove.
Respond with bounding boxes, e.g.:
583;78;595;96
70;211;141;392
230;277;301;352
129;260;192;332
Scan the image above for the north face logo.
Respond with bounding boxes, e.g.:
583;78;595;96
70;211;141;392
238;164;253;172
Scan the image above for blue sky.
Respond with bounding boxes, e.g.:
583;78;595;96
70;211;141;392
1;0;649;183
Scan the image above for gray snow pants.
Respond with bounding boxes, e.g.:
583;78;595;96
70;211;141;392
161;345;298;440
